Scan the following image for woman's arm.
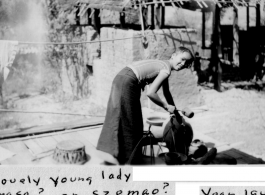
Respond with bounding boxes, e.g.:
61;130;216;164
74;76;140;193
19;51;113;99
162;78;183;123
147;72;183;123
162;78;175;106
146;71;169;110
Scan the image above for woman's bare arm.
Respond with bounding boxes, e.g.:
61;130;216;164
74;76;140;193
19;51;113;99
146;71;169;110
162;79;183;122
162;78;175;106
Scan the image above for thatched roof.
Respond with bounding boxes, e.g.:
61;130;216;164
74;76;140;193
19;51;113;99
77;0;135;12
76;0;262;13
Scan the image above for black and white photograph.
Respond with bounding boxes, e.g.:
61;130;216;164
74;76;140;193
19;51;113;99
0;0;265;166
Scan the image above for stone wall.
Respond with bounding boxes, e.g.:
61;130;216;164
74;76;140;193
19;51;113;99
91;27;205;110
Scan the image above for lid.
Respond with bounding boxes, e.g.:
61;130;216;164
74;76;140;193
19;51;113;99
56;140;85;151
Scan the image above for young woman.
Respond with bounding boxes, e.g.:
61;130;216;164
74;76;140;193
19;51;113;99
97;46;194;165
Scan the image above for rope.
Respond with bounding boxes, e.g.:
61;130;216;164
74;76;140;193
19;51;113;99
18;35;144;45
17;30;196;45
0;108;104;117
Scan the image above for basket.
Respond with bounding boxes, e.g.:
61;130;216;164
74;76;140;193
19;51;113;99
53;140;87;165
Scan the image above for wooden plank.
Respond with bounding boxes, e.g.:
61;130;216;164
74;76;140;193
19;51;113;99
78;127;102;147
0;117;104;140
52;134;67;143
0;125;115;165
31;138;56;154
0;141;33;164
23;139;44;155
0;144;16;165
0;126;102;145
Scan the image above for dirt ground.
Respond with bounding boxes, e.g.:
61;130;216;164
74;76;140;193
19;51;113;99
1;82;265;161
189;83;265;160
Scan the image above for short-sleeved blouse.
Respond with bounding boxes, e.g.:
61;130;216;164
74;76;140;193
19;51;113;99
128;60;171;87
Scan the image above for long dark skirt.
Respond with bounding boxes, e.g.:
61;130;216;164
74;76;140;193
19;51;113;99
96;67;143;164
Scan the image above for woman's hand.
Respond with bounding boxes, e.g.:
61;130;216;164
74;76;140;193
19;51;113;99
165;104;175;114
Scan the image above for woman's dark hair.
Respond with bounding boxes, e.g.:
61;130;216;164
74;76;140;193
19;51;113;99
175;46;195;67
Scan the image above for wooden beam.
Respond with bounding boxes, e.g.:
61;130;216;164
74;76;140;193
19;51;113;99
78;4;89;17
173;0;182;8
87;8;92;25
161;0;166;7
94;9;101;34
196;0;203;8
75;7;80;25
178;0;184;5
154;0;158;8
89;9;95;18
142;0;147;8
171;0;177;8
201;0;208;8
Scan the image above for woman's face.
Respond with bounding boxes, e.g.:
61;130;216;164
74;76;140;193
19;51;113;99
170;52;192;71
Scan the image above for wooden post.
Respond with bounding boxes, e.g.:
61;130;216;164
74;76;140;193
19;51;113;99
233;6;239;66
94;9;101;34
151;4;155;29
161;6;165;28
87;8;92;25
202;11;206;48
211;4;222;92
76;7;80;25
154;5;164;29
120;12;126;28
246;5;249;31
256;3;260;28
142;6;148;29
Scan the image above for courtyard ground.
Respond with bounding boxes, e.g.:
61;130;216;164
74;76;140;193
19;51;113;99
0;81;265;161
